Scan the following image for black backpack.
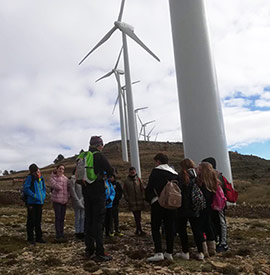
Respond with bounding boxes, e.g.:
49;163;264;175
20;175;35;204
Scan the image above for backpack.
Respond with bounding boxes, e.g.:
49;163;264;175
211;185;227;211
191;181;206;214
219;174;238;203
20;175;35;204
76;151;99;185
157;180;182;210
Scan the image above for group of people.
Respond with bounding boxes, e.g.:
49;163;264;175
23;135;229;263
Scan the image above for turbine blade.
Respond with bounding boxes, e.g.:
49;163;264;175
117;0;125;21
139;126;143;138
114;47;123;70
145;120;155;126
148;125;155;136
79;26;117;65
96;71;113;82
120;27;160;62
132;80;140;85
112;95;120;114
137;114;143;125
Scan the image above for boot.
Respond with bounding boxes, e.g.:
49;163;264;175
202;241;209;258
207;241;216;256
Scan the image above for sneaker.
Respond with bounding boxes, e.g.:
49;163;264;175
36;238;46;243
164;252;173;261
115;232;123;237
147;253;164;262
216;244;229;253
139;230;146;236
195;252;204;261
175;251;190;260
93;254;112;262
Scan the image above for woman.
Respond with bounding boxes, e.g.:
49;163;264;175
196;161;219;256
123;167;145;236
69;168;85;240
176;158;205;260
50;164;70;240
145;153;179;262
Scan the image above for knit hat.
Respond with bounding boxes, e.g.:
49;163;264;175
89;136;103;147
29;163;39;173
201;157;216;169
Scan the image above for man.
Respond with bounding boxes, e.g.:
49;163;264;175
23;163;46;245
202;157;229;253
79;136;114;261
145;153;179;262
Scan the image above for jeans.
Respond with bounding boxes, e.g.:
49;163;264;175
112;205;119;232
26;204;43;241
74;208;85;234
53;202;67;238
133;210;142;232
105;207;113;235
151;201;176;254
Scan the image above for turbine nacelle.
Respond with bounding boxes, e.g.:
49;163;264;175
114;21;134;32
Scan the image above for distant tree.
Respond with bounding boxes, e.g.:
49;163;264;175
9;170;16;174
80;149;84;154
54;154;65;164
3;170;9;176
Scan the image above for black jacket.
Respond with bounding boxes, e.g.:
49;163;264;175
82;147;114;196
112;181;123;206
146;165;179;204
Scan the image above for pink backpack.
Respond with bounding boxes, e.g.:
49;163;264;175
211;185;227;211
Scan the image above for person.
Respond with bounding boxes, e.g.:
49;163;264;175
23;163;46;245
69;168;85;240
104;176;115;237
50;164;70;241
145;153;179;262
78;135;114;262
123;167;145;236
109;174;123;236
176;158;205;260
202;157;229;252
196;161;219;256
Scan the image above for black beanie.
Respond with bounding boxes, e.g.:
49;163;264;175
201;157;216;169
29;163;39;173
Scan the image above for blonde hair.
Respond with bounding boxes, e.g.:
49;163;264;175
198;162;218;192
180;158;196;184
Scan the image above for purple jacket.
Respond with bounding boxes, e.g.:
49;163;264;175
50;173;70;205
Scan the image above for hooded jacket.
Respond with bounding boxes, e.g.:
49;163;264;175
50;173;70;205
146;164;179;205
24;174;46;205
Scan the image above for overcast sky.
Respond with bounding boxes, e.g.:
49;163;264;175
1;0;270;173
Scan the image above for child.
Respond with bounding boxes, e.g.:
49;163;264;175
104;177;115;237
109;174;123;236
69;168;85;240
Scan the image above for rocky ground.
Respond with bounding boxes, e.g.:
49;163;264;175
0;206;269;275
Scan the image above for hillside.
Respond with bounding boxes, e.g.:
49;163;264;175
1;140;270;210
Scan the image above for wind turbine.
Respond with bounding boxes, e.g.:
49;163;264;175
134;107;148;140
138;116;155;141
146;125;156;141
79;0;160;177
95;47;128;162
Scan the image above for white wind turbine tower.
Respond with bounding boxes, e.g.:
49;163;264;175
95;47;128;162
79;0;160;177
113;80;141;142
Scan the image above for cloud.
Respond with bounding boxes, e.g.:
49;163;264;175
0;0;270;172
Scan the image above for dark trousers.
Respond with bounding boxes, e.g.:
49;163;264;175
84;193;106;256
177;216;203;253
53;202;67;238
26;204;43;241
151;202;176;254
105;207;113;235
199;208;216;241
133;210;142;232
112;204;119;232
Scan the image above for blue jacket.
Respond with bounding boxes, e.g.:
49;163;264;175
23;175;46;205
105;180;115;209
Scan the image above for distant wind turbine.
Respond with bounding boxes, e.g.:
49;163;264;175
79;0;160;177
146;125;156;141
137;115;155;141
95;47;128;162
135;107;148;140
